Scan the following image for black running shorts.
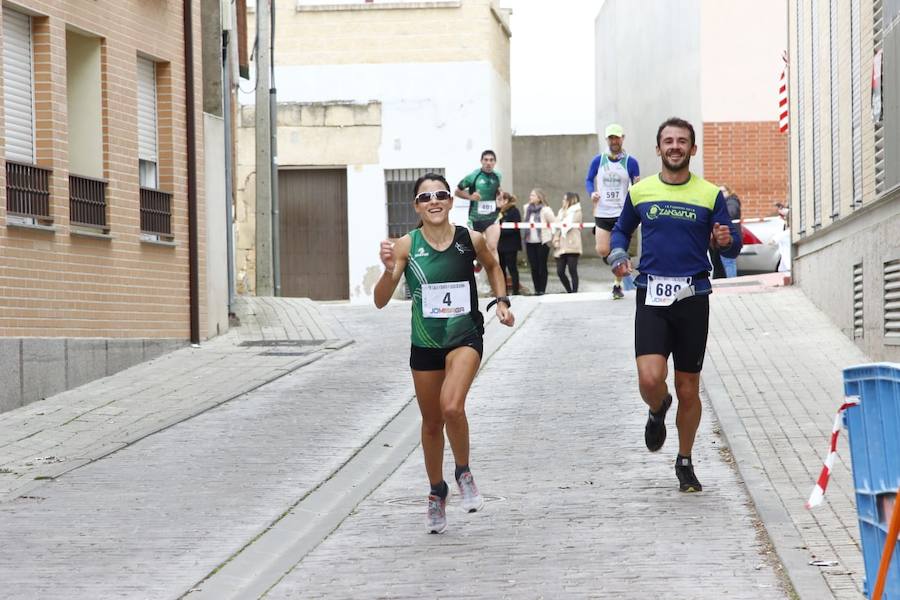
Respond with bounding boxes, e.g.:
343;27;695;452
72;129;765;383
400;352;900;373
594;217;618;232
634;287;710;373
471;220;494;233
410;336;484;371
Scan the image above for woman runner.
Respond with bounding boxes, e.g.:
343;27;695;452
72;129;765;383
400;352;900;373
375;173;515;534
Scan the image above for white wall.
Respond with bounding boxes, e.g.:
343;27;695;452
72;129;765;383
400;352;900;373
700;0;788;122
594;0;704;178
204;113;230;337
243;60;511;302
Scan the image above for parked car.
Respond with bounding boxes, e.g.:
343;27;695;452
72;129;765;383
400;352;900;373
736;217;784;274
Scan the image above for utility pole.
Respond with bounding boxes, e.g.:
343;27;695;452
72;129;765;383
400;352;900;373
269;0;280;296
255;0;273;296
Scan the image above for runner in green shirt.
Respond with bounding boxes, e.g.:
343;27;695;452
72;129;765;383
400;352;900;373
375;172;514;534
455;150;502;268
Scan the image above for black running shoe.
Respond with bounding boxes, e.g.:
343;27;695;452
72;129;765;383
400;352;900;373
644;394;672;452
612;285;624;300
675;456;703;493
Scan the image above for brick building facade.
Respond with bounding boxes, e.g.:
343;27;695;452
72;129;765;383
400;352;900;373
703;121;789;218
0;1;215;412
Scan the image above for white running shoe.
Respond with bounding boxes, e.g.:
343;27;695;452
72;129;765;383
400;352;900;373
456;471;485;513
426;494;447;534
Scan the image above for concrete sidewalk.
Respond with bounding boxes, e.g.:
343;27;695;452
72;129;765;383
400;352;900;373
704;274;870;600
0;296;352;503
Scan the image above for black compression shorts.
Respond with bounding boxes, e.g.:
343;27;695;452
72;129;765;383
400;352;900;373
471;220;494;233
410;336;484;371
594;217;618;232
634;287;710;373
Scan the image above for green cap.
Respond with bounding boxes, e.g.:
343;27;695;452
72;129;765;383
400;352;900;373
605;123;624;138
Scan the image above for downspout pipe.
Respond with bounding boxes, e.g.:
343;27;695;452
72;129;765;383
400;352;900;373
184;0;200;345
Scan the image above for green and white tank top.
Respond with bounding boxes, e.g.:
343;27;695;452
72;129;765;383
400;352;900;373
404;226;483;348
594;153;632;218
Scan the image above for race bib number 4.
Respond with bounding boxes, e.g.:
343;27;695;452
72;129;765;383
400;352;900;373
645;275;691;307
477;200;496;215
422;281;471;318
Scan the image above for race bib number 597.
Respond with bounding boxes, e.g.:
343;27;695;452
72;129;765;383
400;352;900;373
645;275;691;307
422;281;471;318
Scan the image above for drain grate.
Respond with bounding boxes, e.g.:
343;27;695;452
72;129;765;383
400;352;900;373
239;339;327;348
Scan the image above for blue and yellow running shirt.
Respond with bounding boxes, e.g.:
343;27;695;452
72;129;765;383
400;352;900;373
609;174;743;295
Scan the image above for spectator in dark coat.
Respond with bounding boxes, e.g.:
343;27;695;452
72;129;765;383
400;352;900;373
496;191;523;294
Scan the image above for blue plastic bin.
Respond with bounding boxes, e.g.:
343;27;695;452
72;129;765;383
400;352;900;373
843;363;900;599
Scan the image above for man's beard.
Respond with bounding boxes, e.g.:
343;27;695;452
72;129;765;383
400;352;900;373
661;152;691;171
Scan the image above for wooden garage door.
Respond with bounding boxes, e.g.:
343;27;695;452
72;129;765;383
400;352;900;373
278;168;348;300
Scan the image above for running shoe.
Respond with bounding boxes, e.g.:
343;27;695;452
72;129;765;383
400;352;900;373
456;471;485;513
675;456;703;492
644;394;672;452
612;285;624;300
426;494;447;533
473;262;483;274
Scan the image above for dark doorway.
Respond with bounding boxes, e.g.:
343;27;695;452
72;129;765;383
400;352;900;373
278;168;348;300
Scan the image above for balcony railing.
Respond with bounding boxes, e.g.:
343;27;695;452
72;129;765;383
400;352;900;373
6;161;51;220
69;174;108;229
139;187;172;236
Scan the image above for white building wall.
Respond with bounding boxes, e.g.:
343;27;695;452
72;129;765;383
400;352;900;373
594;0;703;177
700;0;788;122
242;60;510;302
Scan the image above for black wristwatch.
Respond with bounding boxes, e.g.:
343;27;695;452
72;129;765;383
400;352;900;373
487;296;511;310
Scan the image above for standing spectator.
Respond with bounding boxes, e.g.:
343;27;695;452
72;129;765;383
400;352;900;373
523;188;555;296
552;192;583;293
717;184;742;278
496;191;523;295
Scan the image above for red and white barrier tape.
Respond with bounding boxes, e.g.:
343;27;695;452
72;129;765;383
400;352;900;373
499;222;596;230
805;396;861;509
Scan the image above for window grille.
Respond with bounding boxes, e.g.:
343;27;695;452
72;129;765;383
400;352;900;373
853;262;864;339
884;259;900;341
6;161;50;220
140;187;172;237
874;0;885;195
69;174;108;229
385;168;445;239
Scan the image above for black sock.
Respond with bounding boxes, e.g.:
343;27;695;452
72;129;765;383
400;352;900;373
430;480;448;499
455;464;470;482
650;394;671;418
676;454;692;467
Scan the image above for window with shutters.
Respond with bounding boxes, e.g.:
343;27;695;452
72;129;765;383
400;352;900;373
137;57;159;189
136;56;172;240
851;0;863;209
829;0;840;219
3;7;35;165
811;0;822;229
796;0;806;235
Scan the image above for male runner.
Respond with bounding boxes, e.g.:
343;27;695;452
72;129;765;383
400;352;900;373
586;124;640;299
606;117;741;492
456;150;502;267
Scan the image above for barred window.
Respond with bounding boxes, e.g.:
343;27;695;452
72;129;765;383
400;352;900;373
385;168;445;238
